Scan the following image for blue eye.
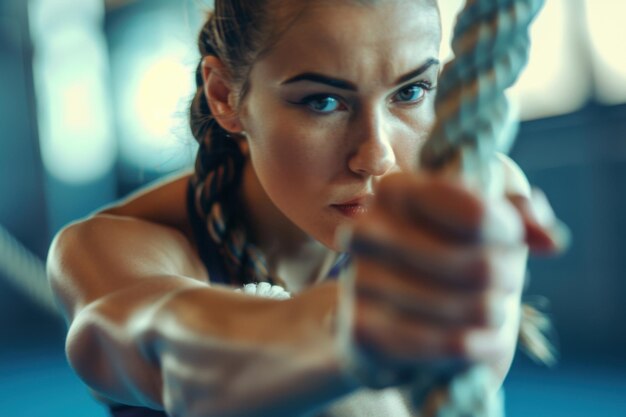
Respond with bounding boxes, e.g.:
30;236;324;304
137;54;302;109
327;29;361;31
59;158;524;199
303;95;343;113
394;83;430;104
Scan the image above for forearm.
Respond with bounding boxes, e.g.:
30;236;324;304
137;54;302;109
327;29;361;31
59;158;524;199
68;282;355;416
65;277;203;407
151;283;356;417
48;216;355;415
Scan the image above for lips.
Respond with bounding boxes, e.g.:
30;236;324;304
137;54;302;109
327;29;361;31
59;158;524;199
332;203;369;218
331;194;373;218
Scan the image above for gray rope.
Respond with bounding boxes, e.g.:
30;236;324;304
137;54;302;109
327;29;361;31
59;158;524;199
0;224;59;316
413;0;546;416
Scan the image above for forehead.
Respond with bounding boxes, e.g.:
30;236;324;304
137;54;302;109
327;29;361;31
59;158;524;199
255;0;441;85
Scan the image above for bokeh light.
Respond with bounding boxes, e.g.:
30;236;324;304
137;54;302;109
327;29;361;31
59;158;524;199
512;0;591;120
29;0;115;185
110;7;198;175
585;0;626;104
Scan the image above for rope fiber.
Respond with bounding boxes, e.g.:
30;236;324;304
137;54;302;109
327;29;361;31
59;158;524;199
0;224;59;316
412;0;546;416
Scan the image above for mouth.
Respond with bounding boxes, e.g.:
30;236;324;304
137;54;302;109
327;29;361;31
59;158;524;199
331;203;369;218
331;195;373;219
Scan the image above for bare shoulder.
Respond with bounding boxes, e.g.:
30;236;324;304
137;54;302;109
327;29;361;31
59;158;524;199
48;213;209;319
497;153;531;198
56;214;209;284
99;169;194;240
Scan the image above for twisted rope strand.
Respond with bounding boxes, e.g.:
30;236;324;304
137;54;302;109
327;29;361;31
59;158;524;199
421;0;544;174
0;224;59;316
413;0;545;416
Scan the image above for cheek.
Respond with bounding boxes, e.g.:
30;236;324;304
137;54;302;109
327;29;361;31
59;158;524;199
250;122;337;188
241;91;346;188
395;107;436;171
243;100;347;221
245;118;346;247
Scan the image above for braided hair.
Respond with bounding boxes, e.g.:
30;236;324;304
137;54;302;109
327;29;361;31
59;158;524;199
189;2;279;286
186;1;409;287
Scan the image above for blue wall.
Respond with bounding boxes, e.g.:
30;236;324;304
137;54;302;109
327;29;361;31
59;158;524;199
513;103;626;362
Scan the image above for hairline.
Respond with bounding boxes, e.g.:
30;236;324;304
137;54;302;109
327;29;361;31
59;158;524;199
234;0;441;105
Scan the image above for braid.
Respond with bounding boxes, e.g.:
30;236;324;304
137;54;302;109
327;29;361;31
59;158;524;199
189;13;276;286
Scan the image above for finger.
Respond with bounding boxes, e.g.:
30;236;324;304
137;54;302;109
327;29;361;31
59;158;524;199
376;173;524;246
376;173;484;241
508;188;571;255
355;258;508;328
351;213;526;291
352;297;509;367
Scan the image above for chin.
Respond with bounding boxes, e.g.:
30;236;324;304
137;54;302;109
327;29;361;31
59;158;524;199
315;215;355;252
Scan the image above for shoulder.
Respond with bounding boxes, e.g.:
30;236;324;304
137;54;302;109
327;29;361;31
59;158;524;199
48;213;210;318
56;214;209;283
75;168;211;280
99;169;195;242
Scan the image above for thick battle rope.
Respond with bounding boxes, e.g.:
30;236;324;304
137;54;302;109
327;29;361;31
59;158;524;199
0;224;59;316
412;0;546;416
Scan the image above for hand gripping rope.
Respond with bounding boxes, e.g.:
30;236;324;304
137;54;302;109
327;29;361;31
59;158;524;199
411;0;546;416
2;2;546;416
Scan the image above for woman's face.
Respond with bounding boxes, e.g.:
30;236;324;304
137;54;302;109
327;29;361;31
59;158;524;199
238;0;441;250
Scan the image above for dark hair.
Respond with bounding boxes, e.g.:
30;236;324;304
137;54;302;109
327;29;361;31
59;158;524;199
189;0;283;285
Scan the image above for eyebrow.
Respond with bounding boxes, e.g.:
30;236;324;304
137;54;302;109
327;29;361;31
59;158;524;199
395;58;440;84
281;58;440;91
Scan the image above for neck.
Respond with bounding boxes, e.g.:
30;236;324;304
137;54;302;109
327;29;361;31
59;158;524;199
239;159;338;292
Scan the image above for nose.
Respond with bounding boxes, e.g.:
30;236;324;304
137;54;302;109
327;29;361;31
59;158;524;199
347;110;396;177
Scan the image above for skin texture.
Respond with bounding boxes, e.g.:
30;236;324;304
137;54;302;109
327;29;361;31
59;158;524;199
239;0;440;250
48;1;564;416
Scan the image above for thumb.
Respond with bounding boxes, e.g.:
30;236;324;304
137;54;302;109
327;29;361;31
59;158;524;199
507;188;571;255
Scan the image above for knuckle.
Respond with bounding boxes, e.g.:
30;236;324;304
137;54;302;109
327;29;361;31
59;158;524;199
352;314;369;344
471;293;499;327
444;331;470;358
354;265;386;295
468;250;493;288
352;302;378;345
353;320;386;361
466;197;487;231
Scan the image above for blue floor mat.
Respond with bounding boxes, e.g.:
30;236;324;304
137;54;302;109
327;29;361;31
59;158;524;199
1;347;625;417
0;348;108;417
505;358;626;417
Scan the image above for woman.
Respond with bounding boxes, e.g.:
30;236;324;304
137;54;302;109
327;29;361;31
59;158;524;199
48;0;565;416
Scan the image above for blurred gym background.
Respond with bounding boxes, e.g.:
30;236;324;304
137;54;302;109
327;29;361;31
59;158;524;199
1;0;625;416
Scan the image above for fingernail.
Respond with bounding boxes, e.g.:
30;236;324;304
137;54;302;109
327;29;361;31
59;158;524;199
529;188;571;252
548;218;572;252
529;188;556;227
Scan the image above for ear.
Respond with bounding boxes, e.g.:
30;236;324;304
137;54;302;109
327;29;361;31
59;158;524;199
201;56;244;134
